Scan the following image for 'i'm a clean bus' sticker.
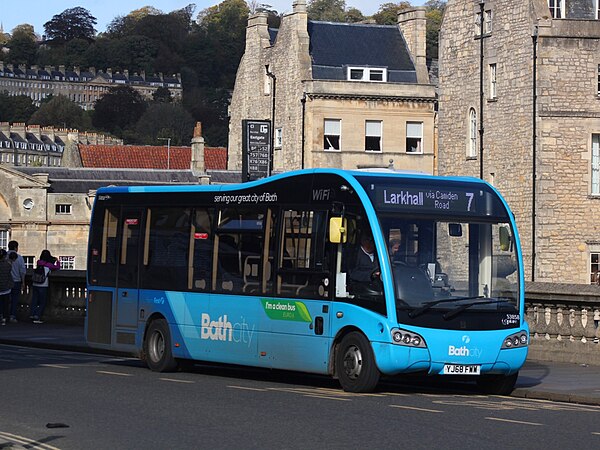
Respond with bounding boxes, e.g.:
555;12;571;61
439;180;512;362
261;299;312;322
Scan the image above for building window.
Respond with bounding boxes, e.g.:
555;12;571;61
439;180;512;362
548;0;564;18
406;122;423;154
365;120;382;152
597;64;600;96
468;108;477;158
274;128;282;149
484;10;493;33
59;256;75;270
324;119;341;151
591;252;600;284
347;67;387;82
23;256;35;269
56;204;72;215
0;230;7;250
489;63;497;99
596;0;600;19
592;134;600;195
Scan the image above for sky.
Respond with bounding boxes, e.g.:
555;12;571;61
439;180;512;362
1;0;427;36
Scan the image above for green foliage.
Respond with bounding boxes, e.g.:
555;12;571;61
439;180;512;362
372;2;412;25
182;87;230;146
29;95;92;130
43;7;97;44
152;87;173;103
92;86;147;136
134;103;195;145
0;92;37;122
345;7;365;23
307;0;347;22
5;26;37;65
425;0;446;58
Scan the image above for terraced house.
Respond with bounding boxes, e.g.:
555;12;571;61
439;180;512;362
438;0;600;284
228;0;437;175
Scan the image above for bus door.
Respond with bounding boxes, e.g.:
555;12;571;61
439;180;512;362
115;207;144;330
261;208;333;374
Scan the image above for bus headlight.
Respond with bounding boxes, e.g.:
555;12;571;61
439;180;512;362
391;328;426;348
502;331;528;349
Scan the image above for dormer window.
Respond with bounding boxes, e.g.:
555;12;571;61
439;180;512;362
347;67;387;82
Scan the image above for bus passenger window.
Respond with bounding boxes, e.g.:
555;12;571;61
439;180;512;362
190;208;214;291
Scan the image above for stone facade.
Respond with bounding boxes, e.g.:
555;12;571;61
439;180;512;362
228;1;437;175
438;0;600;284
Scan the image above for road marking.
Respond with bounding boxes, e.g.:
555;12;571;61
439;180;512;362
40;364;70;369
228;385;268;391
97;370;133;377
0;431;62;450
592;432;600;436
159;378;195;384
485;417;543;426
389;405;443;413
303;394;351;401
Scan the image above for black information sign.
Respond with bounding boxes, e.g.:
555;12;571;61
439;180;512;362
242;119;271;182
373;185;481;215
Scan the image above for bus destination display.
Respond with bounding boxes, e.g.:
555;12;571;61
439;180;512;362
374;185;479;215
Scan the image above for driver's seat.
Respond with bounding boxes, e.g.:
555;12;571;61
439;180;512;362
393;266;435;306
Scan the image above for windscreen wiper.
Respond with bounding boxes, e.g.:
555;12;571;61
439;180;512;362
408;296;484;319
442;299;511;321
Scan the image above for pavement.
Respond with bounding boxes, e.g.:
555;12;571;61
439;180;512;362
1;321;600;407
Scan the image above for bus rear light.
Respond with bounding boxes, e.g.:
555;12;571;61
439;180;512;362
502;331;528;349
391;328;426;348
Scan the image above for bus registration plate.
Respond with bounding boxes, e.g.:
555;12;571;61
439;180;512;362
442;364;480;375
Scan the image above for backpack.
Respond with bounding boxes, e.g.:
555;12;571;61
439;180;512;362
32;265;48;284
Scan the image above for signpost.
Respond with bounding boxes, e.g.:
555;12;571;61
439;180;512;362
242;120;272;182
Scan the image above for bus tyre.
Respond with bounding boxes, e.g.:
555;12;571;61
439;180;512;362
476;372;518;395
144;319;178;372
336;332;380;393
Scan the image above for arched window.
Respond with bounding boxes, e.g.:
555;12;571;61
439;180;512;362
468;108;477;158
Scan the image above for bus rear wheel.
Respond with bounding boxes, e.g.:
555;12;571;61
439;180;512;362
336;332;380;393
476;372;518;395
144;319;178;372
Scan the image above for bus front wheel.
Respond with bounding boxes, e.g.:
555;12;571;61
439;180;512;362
336;332;380;393
144;319;178;372
476;372;518;395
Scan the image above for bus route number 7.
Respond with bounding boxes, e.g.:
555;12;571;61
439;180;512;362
466;192;474;212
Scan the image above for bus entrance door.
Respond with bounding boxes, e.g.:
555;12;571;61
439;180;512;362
115;208;143;332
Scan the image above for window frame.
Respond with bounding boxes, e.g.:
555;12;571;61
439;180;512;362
365;120;383;153
55;203;72;215
274;127;282;149
406;121;423;154
591;252;600;285
0;230;7;250
347;67;387;83
489;63;497;99
484;9;493;34
592;134;600;195
548;0;564;19
59;256;75;270
323;118;341;152
468;108;477;158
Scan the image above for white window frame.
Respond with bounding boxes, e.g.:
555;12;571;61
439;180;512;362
592;134;600;195
591;252;600;285
324;119;341;151
365;120;383;152
468;108;477;158
489;63;497;99
23;256;35;269
548;0;564;19
274;128;282;149
56;204;72;215
484;10;493;34
597;64;600;96
596;0;600;19
0;230;7;250
406;122;423;154
347;67;387;82
59;256;75;270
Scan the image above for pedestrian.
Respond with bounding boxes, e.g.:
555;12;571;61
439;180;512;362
7;240;26;323
0;249;14;326
30;250;60;324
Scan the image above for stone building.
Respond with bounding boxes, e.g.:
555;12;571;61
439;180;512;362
228;0;437;175
438;0;600;284
0;62;182;110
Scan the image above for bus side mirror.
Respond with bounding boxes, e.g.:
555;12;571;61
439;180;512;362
329;217;347;244
499;226;511;251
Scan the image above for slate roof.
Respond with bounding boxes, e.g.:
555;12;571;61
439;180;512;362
14;167;200;193
307;21;416;83
78;145;228;171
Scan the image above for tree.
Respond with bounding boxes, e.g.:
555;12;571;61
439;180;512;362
425;0;446;58
44;7;97;44
0;93;37;122
92;86;147;136
134;103;195;145
152;87;173;103
345;7;365;23
5;25;37;65
29;95;92;130
372;2;411;25
307;0;346;22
